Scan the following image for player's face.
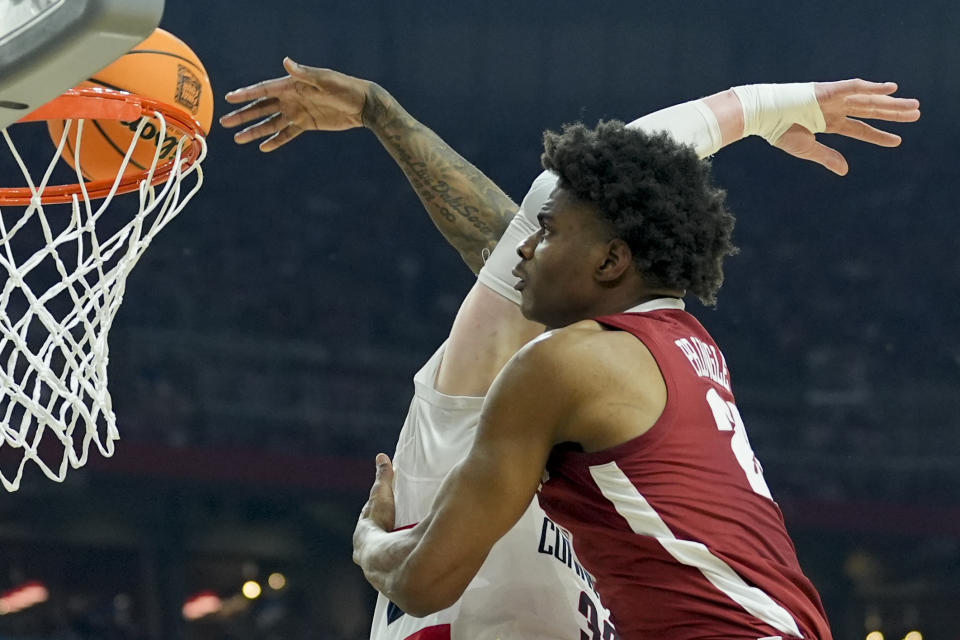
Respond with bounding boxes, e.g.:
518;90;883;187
513;187;613;328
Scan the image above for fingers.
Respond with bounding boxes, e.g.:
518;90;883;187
782;137;849;175
359;453;396;530
774;125;849;175
835;117;903;147
817;79;922;125
818;79;899;101
354;455;393;567
222;59;316;111
259;123;305;152
224;75;293;104
219;96;281;129
368;453;394;501
791;140;849;176
221;98;308;150
283;57;313;79
374;453;394;488
810;142;849;176
229;111;288;145
359;454;394;513
284;58;349;90
833;78;900;96
841;94;921;122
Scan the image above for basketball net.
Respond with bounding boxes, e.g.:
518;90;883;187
0;87;206;491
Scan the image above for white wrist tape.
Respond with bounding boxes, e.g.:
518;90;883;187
477;170;555;304
731;83;826;145
626;98;724;158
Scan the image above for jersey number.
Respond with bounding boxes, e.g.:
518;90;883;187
578;590;618;640
705;388;772;499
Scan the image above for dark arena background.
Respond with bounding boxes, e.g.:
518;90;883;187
0;1;958;639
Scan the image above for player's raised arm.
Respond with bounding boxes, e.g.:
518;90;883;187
478;78;920;311
220;59;517;273
625;79;920;175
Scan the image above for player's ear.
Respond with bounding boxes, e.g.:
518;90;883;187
595;238;633;283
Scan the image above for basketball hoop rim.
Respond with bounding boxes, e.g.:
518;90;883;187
0;87;207;206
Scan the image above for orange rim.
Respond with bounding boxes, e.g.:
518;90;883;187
0;87;206;206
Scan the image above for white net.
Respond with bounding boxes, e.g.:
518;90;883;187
0;104;206;491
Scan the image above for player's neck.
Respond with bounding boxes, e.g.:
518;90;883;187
542;290;682;329
595;288;684;317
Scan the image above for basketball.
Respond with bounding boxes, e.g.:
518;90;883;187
47;28;213;182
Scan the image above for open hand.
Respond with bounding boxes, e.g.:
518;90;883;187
775;79;921;175
220;58;372;152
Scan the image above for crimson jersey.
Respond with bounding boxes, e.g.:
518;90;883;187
537;303;832;640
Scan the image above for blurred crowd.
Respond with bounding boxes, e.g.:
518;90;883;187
2;3;958;639
91;130;960;507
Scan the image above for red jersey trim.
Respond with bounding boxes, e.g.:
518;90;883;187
403;624;451;640
588;460;804;638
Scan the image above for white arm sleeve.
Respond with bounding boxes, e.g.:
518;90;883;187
477;98;724;304
625;98;724;158
476;170;554;304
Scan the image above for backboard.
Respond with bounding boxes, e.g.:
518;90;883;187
0;0;164;129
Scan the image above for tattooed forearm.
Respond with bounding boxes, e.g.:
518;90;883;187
362;83;518;274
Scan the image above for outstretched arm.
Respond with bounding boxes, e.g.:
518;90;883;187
476;78;922;308
362;85;518;273
221;59;517;274
627;79;920;174
412;78;921;397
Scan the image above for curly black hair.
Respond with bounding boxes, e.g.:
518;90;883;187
540;120;738;306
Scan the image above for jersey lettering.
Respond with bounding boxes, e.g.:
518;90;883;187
537;516;597;591
705;388;772;499
674;336;731;391
578;591;619;640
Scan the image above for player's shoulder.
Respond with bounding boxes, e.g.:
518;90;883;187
536;319;647;350
522;319;604;355
505;320;666;447
513;320;650;380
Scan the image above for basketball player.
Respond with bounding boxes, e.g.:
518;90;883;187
221;64;919;639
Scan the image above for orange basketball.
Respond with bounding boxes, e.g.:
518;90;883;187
47;28;213;182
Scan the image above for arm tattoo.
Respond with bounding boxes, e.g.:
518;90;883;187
362;84;519;274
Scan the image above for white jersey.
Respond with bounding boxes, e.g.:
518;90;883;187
370;342;617;640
